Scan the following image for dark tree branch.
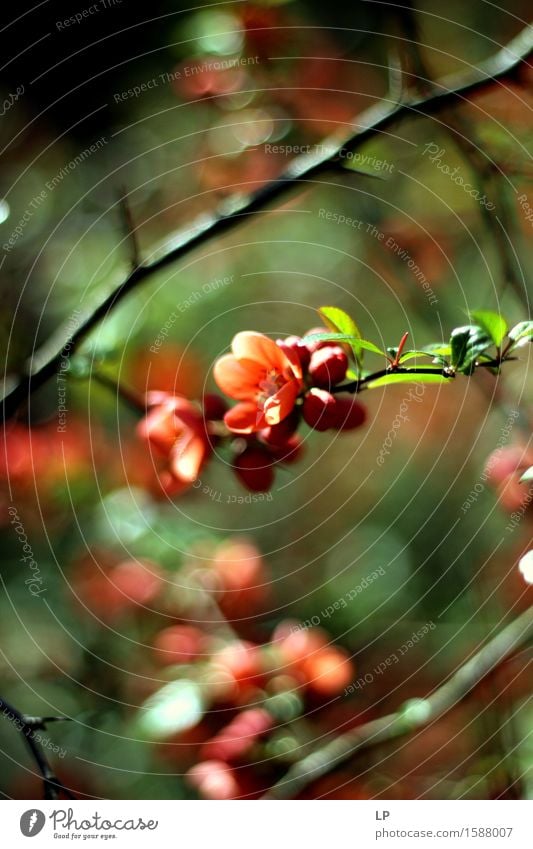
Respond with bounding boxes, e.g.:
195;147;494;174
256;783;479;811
90;370;145;414
262;604;533;799
330;357;514;395
85;355;516;414
2;25;532;421
118;186;141;271
393;4;529;310
0;697;74;799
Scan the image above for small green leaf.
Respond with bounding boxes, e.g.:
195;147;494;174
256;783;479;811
450;325;492;372
422;343;452;358
302;332;387;358
399;363;447;371
319;306;360;339
519;466;533;484
353;339;388;357
366;372;452;389
345;367;360;381
450;328;471;369
469;310;508;347
508;321;533;349
319;306;363;369
399;350;439;363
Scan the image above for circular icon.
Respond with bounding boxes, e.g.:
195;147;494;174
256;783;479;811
20;810;46;837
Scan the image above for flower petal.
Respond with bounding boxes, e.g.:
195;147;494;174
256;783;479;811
170;434;207;483
158;470;189;497
224;402;266;433
137;404;181;456
213;354;264;400
145;390;172;408
263;381;299;426
232;332;289;373
279;343;303;381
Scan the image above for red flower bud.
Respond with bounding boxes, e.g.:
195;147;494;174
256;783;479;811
303;647;354;697
233;447;275;492
109;560;163;609
276;336;311;371
484;445;533;487
260;411;299;447
497;475;533;513
201;708;273;762
186;760;240;800
328;396;367;431
275;624;328;665
213;641;265;690
302;388;337;431
309;345;348;387
152;625;208;666
270;434;303;464
203;393;228;421
303;390;366;432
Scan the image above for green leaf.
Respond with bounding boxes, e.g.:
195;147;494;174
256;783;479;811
398;350;439;363
302;332;387;358
519;466;533;484
450;327;472;370
399;363;447;371
450;325;492;372
353;339;388;357
366;372;452;389
422;343;452;358
319;306;364;369
319;306;360;339
469;310;508;347
508;321;533;349
345;367;360;381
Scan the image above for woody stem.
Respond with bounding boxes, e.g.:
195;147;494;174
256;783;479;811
2;23;532;421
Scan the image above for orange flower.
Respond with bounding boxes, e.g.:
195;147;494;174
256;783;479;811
137;392;210;494
214;332;303;433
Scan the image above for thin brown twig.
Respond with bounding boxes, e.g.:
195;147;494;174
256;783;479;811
392;3;528;310
89;370;145;414
118;186;141;271
2;24;532;421
262;604;533;799
0;697;74;799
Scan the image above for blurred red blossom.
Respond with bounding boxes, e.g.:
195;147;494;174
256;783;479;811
73;555;164;621
485;444;533;513
137;392;212;496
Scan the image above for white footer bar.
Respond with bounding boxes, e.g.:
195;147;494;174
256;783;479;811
4;799;532;847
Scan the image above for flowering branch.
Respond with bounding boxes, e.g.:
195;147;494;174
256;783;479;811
0;697;74;799
330;357;514;395
2;24;532;421
87;308;530;495
262;604;533;799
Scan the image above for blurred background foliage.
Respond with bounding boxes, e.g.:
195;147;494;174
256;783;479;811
0;0;532;799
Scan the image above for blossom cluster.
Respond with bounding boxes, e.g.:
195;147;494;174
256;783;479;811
69;533;358;800
174;623;354;800
138;327;366;495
